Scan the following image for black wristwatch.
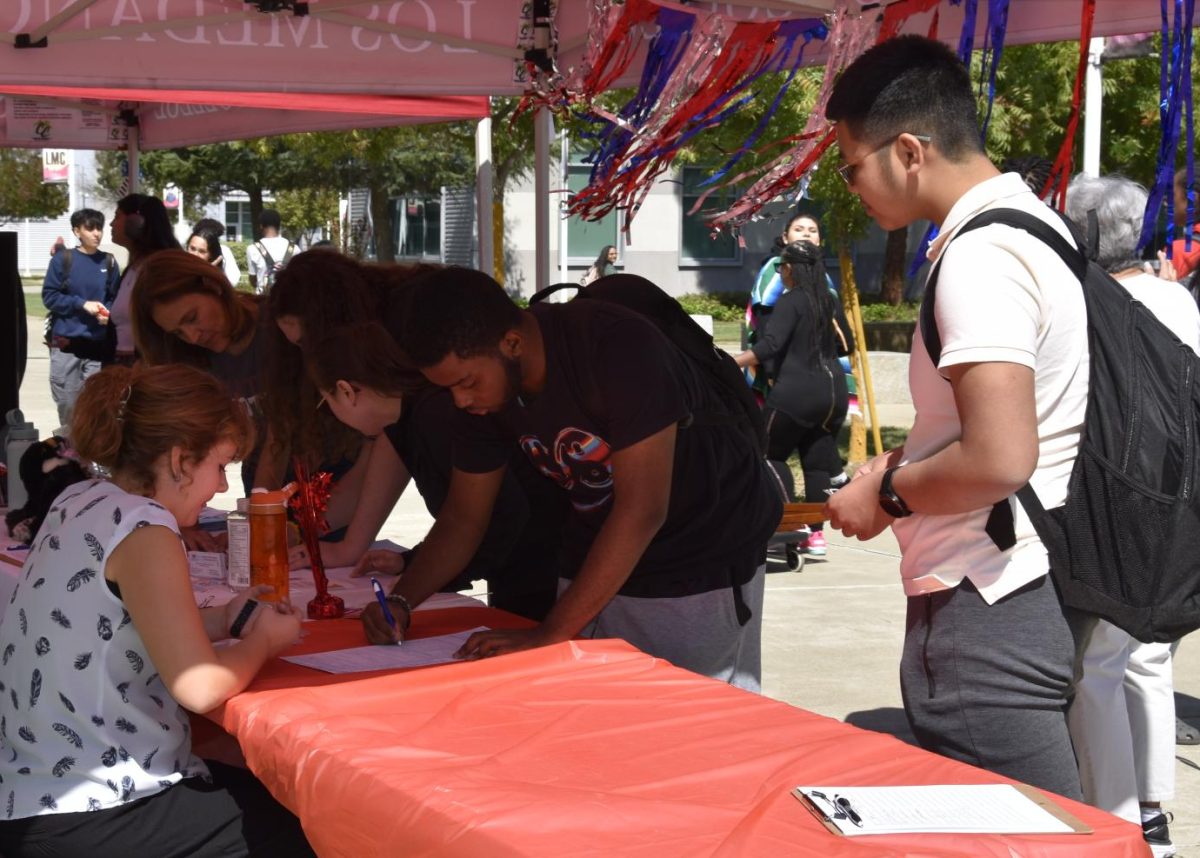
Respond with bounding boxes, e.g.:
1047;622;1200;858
878;467;913;518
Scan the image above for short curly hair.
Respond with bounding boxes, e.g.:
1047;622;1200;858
400;268;523;368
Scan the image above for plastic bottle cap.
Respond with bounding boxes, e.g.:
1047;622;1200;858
249;482;297;509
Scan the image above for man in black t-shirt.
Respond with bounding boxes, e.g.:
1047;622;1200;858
359;268;780;690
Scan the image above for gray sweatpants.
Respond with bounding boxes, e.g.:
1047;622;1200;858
49;347;101;426
567;563;766;692
900;575;1086;800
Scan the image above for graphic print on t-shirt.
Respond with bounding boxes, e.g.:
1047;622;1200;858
520;427;613;512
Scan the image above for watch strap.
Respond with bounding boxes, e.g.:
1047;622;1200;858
229;598;259;639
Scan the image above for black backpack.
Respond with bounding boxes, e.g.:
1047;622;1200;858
530;274;767;457
921;207;1200;643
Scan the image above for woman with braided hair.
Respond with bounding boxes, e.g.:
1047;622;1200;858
734;239;854;556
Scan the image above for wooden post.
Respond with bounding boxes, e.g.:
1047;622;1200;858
838;245;883;457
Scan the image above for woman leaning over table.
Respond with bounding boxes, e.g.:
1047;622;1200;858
0;364;310;857
301;321;565;622
131;250;282;497
262;249;440;538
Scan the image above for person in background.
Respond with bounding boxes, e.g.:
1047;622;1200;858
1168;167;1200;280
108;194;180;366
193;218;241;286
1063;173;1197;858
999;154;1054;195
0;363;311;857
42;208;120;425
186;223;227;274
734;239;854;559
579;245;618;285
246;209;295;294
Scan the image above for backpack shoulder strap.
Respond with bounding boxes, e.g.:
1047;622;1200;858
282;242;296;264
60;248;73;284
920;207;1088;366
530;283;582;305
254;240;275;269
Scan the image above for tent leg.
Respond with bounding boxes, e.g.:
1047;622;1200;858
535;106;553;294
476;109;494;278
1083;37;1104;176
127;125;140;196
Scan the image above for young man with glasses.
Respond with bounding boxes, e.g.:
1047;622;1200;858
824;35;1089;800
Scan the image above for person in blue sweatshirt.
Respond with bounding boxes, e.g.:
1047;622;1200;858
42;208;120;424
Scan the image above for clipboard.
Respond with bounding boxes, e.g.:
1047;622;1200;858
793;783;1092;837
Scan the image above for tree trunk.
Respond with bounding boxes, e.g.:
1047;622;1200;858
880;225;908;306
369;181;395;263
248;188;265;242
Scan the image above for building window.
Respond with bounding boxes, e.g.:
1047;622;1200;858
565;165;619;265
680;167;740;265
223;202;253;243
393;196;442;259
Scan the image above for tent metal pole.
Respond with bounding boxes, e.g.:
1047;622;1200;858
535;107;552;293
559;125;570;287
21;0;102;46
127;125;140;196
1082;36;1104;176
476;108;494;278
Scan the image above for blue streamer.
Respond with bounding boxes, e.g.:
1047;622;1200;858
976;0;1010;141
587;7;697;188
1137;0;1195;253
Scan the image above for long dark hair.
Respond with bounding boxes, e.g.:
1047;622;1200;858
117;194;180;264
590;245;616;272
306;322;427;402
780;240;836;343
262;250;441;465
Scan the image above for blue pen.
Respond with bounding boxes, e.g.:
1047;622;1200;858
370;577;401;646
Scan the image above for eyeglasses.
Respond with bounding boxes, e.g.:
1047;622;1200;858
808;790;863;828
836;134;931;186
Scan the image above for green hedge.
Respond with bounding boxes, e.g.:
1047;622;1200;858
858;301;921;323
677;291;750;322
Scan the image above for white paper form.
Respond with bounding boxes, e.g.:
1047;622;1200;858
281;627;489;674
794;784;1077;836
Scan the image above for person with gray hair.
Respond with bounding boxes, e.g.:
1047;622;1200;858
1063;172;1198;857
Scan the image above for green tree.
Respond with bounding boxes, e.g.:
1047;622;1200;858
284;122;475;262
0;150;69;225
273;187;339;244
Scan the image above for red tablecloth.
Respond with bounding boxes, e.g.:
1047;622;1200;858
206;612;1148;858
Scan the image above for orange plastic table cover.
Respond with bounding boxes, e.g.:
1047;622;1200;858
208;611;1147;858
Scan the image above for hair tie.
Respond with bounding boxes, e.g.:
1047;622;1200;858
116;384;133;423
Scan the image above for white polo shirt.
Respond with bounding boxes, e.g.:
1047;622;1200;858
894;173;1089;604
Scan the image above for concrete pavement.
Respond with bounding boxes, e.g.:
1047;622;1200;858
12;313;1199;854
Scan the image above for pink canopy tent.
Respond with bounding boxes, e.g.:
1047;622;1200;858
0;85;489;150
0;2;1167;97
0;0;1174;287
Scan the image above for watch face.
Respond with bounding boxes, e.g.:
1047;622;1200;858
879;495;908;518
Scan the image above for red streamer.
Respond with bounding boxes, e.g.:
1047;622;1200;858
1043;0;1097;209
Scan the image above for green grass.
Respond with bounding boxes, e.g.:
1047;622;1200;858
713;320;741;344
